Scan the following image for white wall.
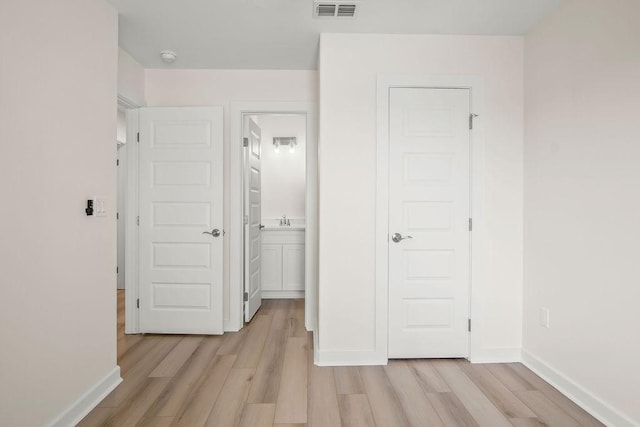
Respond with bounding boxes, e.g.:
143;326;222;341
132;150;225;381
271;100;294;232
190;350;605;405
118;48;146;106
145;69;317;326
0;1;118;425
524;0;640;424
318;34;524;362
255;114;307;220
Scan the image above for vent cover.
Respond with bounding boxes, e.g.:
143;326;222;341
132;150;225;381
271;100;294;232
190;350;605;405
314;2;358;18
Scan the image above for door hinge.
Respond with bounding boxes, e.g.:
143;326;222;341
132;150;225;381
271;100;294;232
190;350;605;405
244;292;249;302
136;298;140;309
243;137;249;147
116;212;119;220
468;319;471;332
137;132;140;142
136;216;140;226
469;113;479;130
469;218;473;231
117;159;119;166
243;215;248;225
116;266;119;274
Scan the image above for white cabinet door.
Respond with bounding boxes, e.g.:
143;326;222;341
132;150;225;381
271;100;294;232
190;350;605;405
283;244;305;291
388;88;471;358
261;231;305;295
244;117;263;321
261;244;282;291
138;107;224;335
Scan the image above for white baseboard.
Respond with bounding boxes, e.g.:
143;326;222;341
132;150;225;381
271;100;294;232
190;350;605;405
522;349;637;427
223;318;242;333
313;330;320;365
315;346;521;367
262;290;305;299
48;366;122;427
315;349;387;366
469;347;522;364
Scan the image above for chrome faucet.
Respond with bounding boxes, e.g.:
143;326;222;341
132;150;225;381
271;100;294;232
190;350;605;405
280;215;290;226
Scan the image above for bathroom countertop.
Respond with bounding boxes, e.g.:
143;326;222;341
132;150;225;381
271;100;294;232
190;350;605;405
261;218;305;231
262;225;305;231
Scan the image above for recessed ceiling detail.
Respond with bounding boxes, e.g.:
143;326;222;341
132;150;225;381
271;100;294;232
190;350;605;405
314;2;358;18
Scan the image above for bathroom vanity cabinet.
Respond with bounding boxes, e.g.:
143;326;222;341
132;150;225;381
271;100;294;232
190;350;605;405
261;228;305;298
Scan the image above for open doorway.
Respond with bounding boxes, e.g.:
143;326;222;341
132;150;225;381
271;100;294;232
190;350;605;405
115;96;140;355
230;101;317;334
115;107;128;359
242;114;307;321
117;96;141;336
116;109;127;291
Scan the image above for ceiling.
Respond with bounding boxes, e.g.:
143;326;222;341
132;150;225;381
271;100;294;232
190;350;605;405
108;0;565;70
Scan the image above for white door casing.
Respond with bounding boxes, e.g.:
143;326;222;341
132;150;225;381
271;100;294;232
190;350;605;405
117;144;127;290
388;88;471;358
244;117;262;321
138;107;224;334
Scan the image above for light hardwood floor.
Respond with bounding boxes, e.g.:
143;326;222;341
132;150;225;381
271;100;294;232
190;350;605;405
79;291;603;426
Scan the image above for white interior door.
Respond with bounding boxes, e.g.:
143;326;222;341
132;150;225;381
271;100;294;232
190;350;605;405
138;107;224;334
244;117;262;321
388;88;471;358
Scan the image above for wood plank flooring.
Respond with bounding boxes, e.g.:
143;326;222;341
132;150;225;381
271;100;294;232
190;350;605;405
79;291;603;426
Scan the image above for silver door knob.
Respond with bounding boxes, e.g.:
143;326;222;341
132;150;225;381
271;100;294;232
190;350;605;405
392;233;413;243
203;228;221;237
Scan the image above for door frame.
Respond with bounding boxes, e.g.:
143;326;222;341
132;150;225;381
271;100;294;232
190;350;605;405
116;142;126;290
376;74;485;363
124;107;140;334
230;101;318;333
118;94;143;334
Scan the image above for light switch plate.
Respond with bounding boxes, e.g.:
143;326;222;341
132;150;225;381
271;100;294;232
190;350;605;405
93;197;107;217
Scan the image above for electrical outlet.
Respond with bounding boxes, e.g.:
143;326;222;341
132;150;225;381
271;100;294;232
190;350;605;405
540;307;550;328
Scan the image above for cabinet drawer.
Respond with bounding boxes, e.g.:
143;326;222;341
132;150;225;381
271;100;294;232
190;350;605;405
261;230;305;245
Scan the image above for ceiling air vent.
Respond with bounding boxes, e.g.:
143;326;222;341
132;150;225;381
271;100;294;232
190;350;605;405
336;4;356;17
314;1;358;18
316;3;337;17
